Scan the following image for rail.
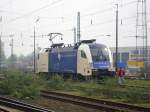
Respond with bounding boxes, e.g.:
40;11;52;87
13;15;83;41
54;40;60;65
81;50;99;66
0;95;54;112
41;90;150;112
0;106;10;112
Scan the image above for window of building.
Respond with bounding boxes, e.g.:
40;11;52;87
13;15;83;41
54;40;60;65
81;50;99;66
122;52;129;63
131;50;139;55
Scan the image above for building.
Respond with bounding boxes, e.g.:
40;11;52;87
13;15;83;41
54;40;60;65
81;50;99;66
110;46;150;68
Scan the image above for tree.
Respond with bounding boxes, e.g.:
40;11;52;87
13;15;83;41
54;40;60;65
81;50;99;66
6;54;18;69
0;39;6;63
18;54;25;62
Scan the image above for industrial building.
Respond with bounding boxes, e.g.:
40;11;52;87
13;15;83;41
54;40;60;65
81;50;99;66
110;46;150;68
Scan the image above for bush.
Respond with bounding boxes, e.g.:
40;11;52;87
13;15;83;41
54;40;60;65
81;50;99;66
45;75;150;103
0;71;44;99
140;68;150;78
47;75;65;90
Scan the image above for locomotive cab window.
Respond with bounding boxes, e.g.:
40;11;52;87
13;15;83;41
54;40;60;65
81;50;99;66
81;50;87;58
89;44;110;62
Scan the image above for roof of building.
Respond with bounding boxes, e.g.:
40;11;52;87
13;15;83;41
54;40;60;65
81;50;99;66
110;46;150;52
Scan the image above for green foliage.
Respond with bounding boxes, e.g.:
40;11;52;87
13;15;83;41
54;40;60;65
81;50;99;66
126;79;150;87
96;77;150;103
46;74;78;91
47;75;65;90
46;76;150;103
0;71;45;99
140;68;150;77
98;87;150;103
0;40;5;60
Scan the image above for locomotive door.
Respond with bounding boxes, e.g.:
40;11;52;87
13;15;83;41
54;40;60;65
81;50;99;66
37;52;49;73
77;50;92;76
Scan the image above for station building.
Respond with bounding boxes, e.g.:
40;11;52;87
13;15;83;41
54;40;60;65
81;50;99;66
110;46;150;68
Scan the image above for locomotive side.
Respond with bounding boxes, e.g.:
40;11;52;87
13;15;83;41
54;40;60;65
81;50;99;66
37;40;114;78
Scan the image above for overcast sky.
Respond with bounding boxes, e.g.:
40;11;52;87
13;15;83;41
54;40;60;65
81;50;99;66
0;0;150;57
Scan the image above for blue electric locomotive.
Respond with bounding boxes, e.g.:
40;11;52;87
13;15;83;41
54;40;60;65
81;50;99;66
37;39;114;78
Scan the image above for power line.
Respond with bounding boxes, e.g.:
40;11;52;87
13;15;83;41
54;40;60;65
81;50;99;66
0;0;13;9
81;15;136;29
6;0;63;23
4;0;136;25
4;15;137;39
2;0;147;43
19;15;141;34
82;0;137;17
120;0;137;7
82;7;113;17
0;9;23;15
3;0;140;34
85;34;111;38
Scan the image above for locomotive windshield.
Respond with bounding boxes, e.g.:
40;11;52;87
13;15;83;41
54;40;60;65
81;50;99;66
89;44;109;62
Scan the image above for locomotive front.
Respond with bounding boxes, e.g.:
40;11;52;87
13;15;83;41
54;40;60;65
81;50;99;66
89;44;114;76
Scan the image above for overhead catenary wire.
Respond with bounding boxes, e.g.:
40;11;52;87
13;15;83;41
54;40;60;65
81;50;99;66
0;9;23;15
2;0;141;35
9;0;137;25
6;0;63;24
4;0;137;25
81;0;137;17
1;0;149;58
32;15;138;33
2;1;149;42
81;15;137;29
4;4;143;35
2;15;138;41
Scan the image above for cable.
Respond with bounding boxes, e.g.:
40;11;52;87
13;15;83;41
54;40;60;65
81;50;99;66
81;0;137;17
81;15;136;29
39;15;72;21
0;0;12;9
120;0;137;7
5;15;137;39
6;0;63;23
0;9;23;15
82;8;113;17
3;0;145;41
81;19;114;29
84;34;112;38
35;15;137;33
5;0;136;25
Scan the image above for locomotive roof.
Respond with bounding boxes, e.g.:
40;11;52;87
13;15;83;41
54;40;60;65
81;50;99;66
79;39;96;44
89;43;107;48
51;46;76;53
50;43;107;53
51;43;64;48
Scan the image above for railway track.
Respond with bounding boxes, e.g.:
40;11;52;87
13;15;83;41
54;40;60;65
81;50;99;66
0;106;10;112
123;84;150;89
41;90;150;112
125;75;150;80
0;95;54;112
